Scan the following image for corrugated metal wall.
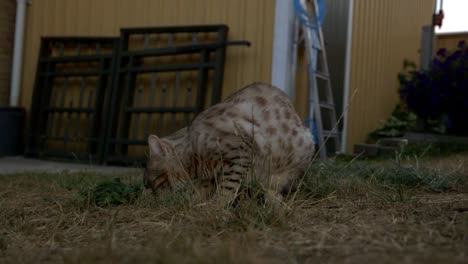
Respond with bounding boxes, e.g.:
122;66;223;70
345;0;432;152
436;32;468;50
19;0;275;112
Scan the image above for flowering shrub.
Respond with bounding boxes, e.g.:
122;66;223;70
399;40;468;135
369;104;417;139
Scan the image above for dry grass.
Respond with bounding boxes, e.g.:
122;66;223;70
0;152;467;264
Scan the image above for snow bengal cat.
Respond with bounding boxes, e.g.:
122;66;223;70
144;82;315;205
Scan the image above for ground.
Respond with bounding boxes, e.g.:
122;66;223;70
0;150;467;263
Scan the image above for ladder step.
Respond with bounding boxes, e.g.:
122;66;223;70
314;72;330;80
322;130;340;138
319;102;335;110
312;45;322;50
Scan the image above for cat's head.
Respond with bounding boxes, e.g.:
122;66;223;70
144;135;175;191
144;130;188;192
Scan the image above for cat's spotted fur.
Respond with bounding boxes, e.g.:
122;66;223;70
144;83;315;204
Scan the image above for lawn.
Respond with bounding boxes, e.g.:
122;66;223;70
0;149;467;263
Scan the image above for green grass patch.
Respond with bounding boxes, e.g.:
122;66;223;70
85;178;142;207
400;142;468;158
300;159;462;202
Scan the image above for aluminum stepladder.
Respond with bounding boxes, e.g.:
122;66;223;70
294;0;341;159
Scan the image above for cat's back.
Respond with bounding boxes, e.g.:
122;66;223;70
224;82;290;104
190;83;314;153
192;83;298;129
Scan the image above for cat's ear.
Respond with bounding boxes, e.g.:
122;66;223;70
148;135;168;157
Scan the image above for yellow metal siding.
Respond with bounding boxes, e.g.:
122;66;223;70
436;32;468;50
345;0;432;152
20;0;275;112
0;0;16;105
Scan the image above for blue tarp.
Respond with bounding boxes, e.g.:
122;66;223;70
294;0;325;28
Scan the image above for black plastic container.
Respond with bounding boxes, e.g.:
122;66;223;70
0;107;25;155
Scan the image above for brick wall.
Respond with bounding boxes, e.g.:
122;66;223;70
0;0;16;106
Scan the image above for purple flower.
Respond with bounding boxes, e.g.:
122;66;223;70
399;41;468;134
437;48;447;57
458;40;466;49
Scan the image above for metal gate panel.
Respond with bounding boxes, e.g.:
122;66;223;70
26;37;119;162
103;25;230;165
27;25;249;165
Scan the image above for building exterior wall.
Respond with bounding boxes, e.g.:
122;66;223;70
0;0;16;106
345;0;433;152
436;32;468;51
19;0;276;112
17;0;437;154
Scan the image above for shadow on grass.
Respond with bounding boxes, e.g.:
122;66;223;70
298;158;463;205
